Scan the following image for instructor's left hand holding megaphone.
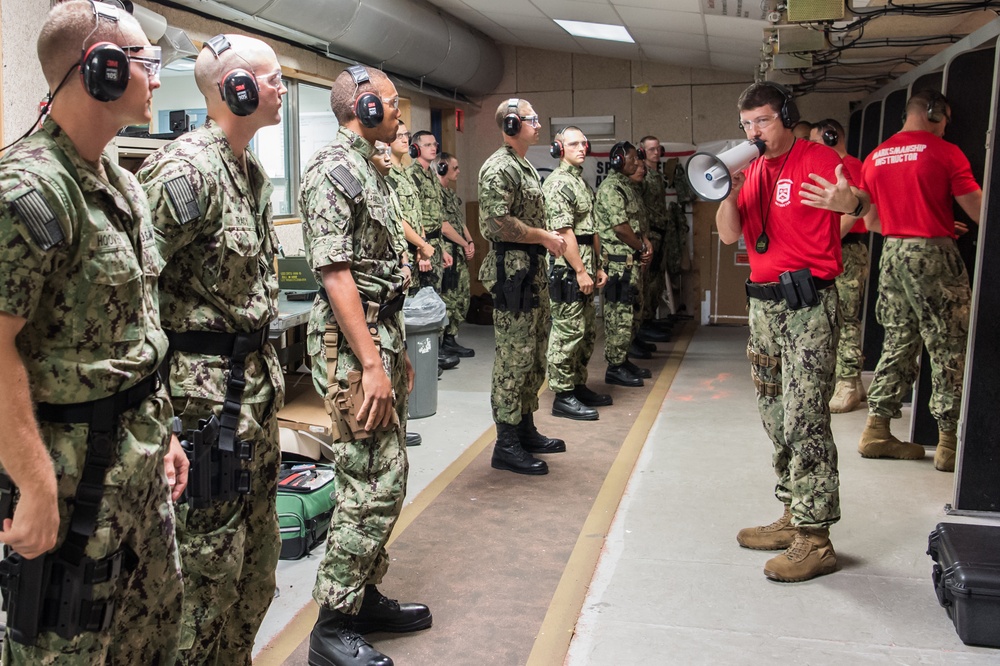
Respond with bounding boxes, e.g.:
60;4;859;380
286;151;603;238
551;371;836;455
686;139;766;201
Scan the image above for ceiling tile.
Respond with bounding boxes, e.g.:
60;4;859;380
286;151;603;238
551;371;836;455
462;0;546;15
579;40;643;60
707;36;764;57
529;0;621;23
480;12;567;33
617;6;705;33
614;0;702;11
631;28;709;52
704;14;769;40
508;27;585;50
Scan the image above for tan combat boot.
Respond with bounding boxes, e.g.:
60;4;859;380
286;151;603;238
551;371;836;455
934;430;957;472
737;505;796;550
829;377;862;413
763;527;838;582
858;415;925;459
855;376;867;401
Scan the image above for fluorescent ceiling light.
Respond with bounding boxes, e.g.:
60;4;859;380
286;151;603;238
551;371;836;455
554;19;634;44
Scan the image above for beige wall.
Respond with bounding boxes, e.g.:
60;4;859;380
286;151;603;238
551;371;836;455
1;0;49;145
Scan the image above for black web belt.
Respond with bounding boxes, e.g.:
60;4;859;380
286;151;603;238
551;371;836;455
317;287;406;322
745;278;835;302
841;232;869;246
424;229;441;240
166;326;269;454
575;233;595;247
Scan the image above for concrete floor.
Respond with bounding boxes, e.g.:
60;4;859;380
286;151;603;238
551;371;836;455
255;323;1000;664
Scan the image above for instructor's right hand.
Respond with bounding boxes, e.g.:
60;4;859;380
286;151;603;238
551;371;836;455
0;481;59;559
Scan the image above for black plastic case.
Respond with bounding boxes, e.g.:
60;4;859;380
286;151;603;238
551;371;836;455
927;522;1000;648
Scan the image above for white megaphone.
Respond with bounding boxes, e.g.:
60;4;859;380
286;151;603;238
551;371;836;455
686;139;766;201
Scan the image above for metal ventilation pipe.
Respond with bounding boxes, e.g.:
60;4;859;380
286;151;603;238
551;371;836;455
153;0;504;95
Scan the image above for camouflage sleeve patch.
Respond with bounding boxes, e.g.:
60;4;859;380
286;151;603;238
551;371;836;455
10;189;64;251
328;165;363;204
163;176;201;225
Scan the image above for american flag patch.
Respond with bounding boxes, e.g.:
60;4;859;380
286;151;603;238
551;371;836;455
164;175;200;224
11;189;63;250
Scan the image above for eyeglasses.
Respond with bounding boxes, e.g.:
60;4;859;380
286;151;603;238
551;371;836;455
374;146;391;156
382;96;400;111
520;115;540;128
122;45;162;79
258;69;284;89
396;131;411;140
419;141;440;149
565;140;588;149
738;114;779;132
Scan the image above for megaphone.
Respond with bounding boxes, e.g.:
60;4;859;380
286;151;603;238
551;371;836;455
686;139;766;201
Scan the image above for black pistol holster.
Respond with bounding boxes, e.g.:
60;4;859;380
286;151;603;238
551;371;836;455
493;242;540;314
165;326;269;508
778;268;821;310
441;241;460;293
0;371;158;645
549;266;580;304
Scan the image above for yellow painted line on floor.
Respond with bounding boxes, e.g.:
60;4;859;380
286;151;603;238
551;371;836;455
526;322;694;666
254;422;498;665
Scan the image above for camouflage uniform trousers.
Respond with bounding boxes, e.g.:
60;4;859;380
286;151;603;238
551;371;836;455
547;293;597;393
441;247;470;337
602;259;639;366
3;394;183;665
664;203;687;275
313;345;409;614
641;230;667;322
868;238;971;432
172;394;281;665
835;241;869;379
748;287;841;528
491;269;550;425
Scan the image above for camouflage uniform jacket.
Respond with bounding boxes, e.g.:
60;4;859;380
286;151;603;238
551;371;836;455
300;127;406;393
138;119;282;405
441;187;467;245
477;143;545;290
407;161;444;237
542;162;595;271
0;116;166;402
641;167;668;233
387;163;424;236
595;171;643;257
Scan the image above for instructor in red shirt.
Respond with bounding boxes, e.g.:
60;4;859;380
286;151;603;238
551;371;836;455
858;90;982;473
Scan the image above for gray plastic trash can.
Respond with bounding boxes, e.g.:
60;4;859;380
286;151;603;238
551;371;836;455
405;317;445;419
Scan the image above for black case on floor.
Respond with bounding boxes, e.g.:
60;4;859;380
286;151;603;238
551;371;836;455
927;522;1000;648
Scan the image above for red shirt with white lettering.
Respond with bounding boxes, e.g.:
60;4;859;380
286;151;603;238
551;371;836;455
737;139;844;283
861;130;979;238
842;154;867;235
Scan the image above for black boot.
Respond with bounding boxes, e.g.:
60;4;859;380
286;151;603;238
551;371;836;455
605;364;643;387
438;350;459;370
349;585;432;634
624;360;652;379
574;384;613;407
518;412;566;453
491;423;548;475
637;326;670;342
309;607;392;666
628;340;653;359
405;432;422;447
552;392;599;421
441;333;475;358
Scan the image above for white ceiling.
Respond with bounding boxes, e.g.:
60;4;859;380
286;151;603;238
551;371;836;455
424;0;999;92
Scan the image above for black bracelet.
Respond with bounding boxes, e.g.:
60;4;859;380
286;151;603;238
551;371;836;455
850;196;864;218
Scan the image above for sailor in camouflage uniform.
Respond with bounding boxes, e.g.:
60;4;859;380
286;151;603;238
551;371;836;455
595;141;653;388
0;3;184;663
543;126;611;421
407;130;453;291
437;152;477;358
638;136;671;332
387;121;434;298
299;65;431;666
137;34;286;665
479;98;567;475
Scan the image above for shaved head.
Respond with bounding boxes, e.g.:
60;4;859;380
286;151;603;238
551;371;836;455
195;34;278;102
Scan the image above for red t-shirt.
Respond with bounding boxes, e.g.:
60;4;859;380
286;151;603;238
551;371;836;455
737;139;844;283
862;131;979;238
842;154;867;235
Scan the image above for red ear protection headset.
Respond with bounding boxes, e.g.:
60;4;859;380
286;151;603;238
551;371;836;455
408;143;419;160
502;98;522;137
204;35;259;117
636;146;647;162
80;41;130;102
348;65;383;128
609;141;634;173
549;126;591;159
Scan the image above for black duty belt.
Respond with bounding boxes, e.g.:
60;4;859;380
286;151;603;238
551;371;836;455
494;241;542;256
606;252;639;263
35;372;160;425
166;326;270;359
424;229;441;241
841;232;869;246
575;233;595;247
745;278;835;302
318;287;406;322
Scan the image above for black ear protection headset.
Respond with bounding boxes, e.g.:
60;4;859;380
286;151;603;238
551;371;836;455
609;141;635;173
926;91;949;124
762;81;800;129
408;142;419;160
348;65;384;128
636;146;647;162
79;2;130;102
502;98;522;137
204;35;259;117
818;119;839;147
549;126;591;159
436;159;451;177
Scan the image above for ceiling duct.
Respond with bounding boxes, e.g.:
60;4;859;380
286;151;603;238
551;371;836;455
154;0;504;96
